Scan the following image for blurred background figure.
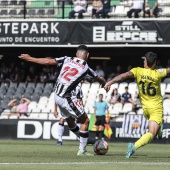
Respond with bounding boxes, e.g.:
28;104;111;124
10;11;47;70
121;86;135;107
127;0;144;18
17;97;31;117
94;94;109;140
7;99;19;118
69;0;87;19
95;0;111;18
145;0;159;18
108;88;121;105
91;0;102;18
95;65;105;78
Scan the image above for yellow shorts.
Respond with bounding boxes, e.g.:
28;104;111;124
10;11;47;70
143;107;163;125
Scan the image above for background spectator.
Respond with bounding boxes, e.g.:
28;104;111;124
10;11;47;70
69;0;87;19
95;0;111;18
121;86;135;107
7;99;19;118
127;0;144;18
17;97;31;117
91;0;102;18
107;65;123;81
145;0;159;17
108;88;121;105
95;65;105;78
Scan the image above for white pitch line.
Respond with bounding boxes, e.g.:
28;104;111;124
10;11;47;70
0;162;170;165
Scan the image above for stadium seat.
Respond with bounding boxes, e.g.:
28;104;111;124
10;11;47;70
16;86;25;94
115;117;124;122
163;99;170;115
1;1;8;5
36;83;44;89
9;82;18;89
23;92;31;100
161;82;166;96
112;5;125;17
108;5;115;17
37;103;47;110
110;103;123;115
13;92;22;99
164;83;170;94
0;82;9;91
0;88;7;95
137;108;143;115
39;113;48;119
9;0;17;5
41;107;51;114
119;103;133;114
163;78;170;84
44;83;54;91
9;9;17;15
18;0;26;5
128;82;138;98
49;113;58;120
42;91;51;97
18;82;26;89
0;93;4;100
27;9;36;15
128;111;136;115
29;113;39;119
37;9;45;15
118;82;128;95
9;115;18;119
28;101;37;112
46;9;54;15
38;96;48;104
31;107;41;113
31;95;40;102
5;92;15;100
27;82;36;89
0;10;8;16
25;87;34;94
7;87;16;94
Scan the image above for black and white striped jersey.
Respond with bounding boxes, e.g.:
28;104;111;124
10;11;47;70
71;83;83;99
54;56;97;97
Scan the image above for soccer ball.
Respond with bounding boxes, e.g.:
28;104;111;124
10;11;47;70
93;140;109;155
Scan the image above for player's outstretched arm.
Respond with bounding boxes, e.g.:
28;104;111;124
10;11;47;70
104;71;134;92
18;54;56;65
95;76;106;87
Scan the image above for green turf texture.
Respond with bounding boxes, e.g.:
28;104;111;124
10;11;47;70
0;140;170;170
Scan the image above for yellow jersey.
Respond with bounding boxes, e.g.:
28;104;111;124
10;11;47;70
130;67;167;108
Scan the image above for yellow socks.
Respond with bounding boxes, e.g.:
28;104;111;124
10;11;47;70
135;132;154;150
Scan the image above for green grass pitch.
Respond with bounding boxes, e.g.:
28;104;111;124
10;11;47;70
0;140;170;170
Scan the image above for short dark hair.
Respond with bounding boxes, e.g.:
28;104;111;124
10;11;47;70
77;45;88;53
99;94;103;97
142;52;157;67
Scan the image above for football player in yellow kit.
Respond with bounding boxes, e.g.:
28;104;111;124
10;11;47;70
104;52;170;158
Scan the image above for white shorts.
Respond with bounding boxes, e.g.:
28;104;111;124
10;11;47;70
54;93;85;119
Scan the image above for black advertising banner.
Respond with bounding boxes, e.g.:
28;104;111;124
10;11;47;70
1;20;170;46
0;21;68;45
69;20;170;44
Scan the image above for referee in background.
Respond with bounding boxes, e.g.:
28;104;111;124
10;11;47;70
94;94;109;140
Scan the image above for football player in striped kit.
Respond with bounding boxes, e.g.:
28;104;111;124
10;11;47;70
54;83;83;146
19;45;106;156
